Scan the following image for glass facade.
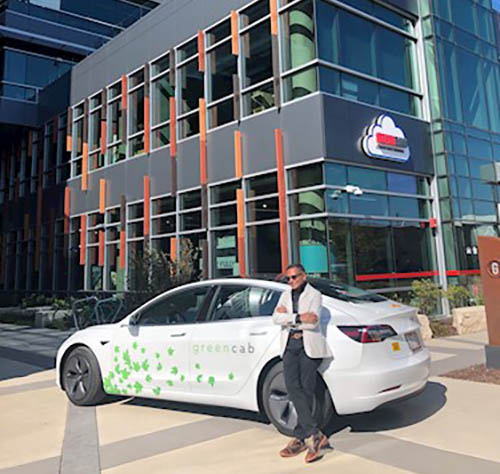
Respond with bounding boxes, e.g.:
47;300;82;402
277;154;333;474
422;0;500;287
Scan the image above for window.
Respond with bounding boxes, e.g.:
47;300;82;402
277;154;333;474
208;285;281;321
107;81;125;164
207;19;237;128
105;207;124;291
89;93;104;170
177;37;204;139
151;53;174;149
138;286;212;326
128;69;145;157
241;0;274;116
71;103;84;177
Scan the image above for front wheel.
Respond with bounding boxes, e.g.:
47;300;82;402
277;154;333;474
62;347;106;406
261;362;333;436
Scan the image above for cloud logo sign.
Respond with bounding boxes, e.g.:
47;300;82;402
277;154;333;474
362;114;410;163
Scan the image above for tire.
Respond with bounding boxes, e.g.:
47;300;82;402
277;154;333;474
261;362;334;436
62;347;106;406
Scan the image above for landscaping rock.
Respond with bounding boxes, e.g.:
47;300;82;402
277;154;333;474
452;306;486;335
417;314;433;340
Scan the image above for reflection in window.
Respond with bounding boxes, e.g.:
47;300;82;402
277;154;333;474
248;223;281;275
291;218;328;276
212;229;239;277
352;220;393;276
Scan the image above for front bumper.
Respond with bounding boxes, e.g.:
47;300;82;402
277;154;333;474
324;348;431;415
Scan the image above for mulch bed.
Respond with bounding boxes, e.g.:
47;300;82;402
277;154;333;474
443;364;500;385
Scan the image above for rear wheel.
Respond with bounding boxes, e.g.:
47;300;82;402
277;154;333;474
62;347;106;406
261;362;333;436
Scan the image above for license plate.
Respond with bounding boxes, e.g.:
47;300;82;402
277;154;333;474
405;331;422;352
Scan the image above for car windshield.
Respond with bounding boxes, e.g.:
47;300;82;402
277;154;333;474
309;279;386;303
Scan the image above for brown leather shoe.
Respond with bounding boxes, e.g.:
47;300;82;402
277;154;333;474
279;438;307;457
304;433;330;463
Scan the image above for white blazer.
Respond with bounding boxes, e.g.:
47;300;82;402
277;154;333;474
272;283;332;359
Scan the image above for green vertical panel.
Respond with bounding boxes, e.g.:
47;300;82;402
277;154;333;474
442;222;458;269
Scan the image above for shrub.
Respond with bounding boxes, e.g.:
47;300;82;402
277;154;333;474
443;285;472;309
410;279;441;316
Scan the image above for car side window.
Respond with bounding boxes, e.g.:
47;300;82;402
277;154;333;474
209;285;281;322
138;286;211;326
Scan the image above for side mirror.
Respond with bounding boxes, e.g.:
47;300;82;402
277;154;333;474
129;313;140;326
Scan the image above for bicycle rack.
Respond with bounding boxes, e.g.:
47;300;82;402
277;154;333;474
72;295;125;330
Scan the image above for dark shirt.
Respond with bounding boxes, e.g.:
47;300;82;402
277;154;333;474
291;282;307;332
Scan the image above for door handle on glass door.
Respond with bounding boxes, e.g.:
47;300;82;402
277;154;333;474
250;331;268;336
170;333;186;337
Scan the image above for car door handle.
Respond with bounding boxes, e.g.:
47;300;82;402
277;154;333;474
250;331;268;336
170;333;186;338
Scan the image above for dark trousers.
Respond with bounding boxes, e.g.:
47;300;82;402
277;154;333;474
283;336;322;440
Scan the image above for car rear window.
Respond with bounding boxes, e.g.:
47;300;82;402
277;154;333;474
309;279;386;303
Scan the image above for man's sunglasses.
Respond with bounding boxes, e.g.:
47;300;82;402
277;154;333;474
286;273;303;282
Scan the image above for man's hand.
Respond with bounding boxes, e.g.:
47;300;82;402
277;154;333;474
300;312;318;324
277;305;287;313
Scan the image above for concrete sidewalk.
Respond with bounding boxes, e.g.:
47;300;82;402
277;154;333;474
0;324;498;474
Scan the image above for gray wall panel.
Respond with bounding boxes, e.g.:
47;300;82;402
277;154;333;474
207;123;238;184
177;138;201;190
150;147;172;197
280;94;324;167
125;155;149;203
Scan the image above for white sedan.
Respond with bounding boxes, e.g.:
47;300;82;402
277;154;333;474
56;278;430;435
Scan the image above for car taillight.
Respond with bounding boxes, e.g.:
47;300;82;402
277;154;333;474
338;325;397;343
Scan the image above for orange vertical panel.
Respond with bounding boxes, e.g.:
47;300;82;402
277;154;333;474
64;187;71;234
144;95;150;154
99;179;106;214
170;97;177;157
199;98;207;142
234;130;242;178
144;176;150;236
80;214;87;266
170;237;177;261
98;230;105;266
198;30;205;72
119;230;126;269
236;189;246;277
66;107;72;152
231;10;239;55
199;99;207;185
121;75;128;110
270;0;278;36
101;120;107;155
275;128;289;272
82;142;88;191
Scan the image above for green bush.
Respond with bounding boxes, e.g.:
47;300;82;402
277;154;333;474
410;279;441;316
443;285;471;309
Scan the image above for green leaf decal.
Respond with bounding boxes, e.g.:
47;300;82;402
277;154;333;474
122;389;128;395
155;352;161;359
123;350;132;368
134;381;143;394
114;357;118;363
228;372;234;381
121;369;130;380
142;360;150;371
208;376;215;387
196;374;203;383
133;362;141;372
157;363;163;371
119;378;123;384
167;380;174;387
109;371;115;379
133;342;138;350
153;387;161;396
171;366;178;375
167;347;175;356
180;375;185;382
146;374;152;383
127;384;132;389
114;346;120;353
114;364;121;374
141;347;146;354
195;363;201;370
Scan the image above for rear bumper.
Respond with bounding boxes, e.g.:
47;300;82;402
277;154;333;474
323;348;431;415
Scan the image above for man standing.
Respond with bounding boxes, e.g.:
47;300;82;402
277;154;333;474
272;263;332;463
